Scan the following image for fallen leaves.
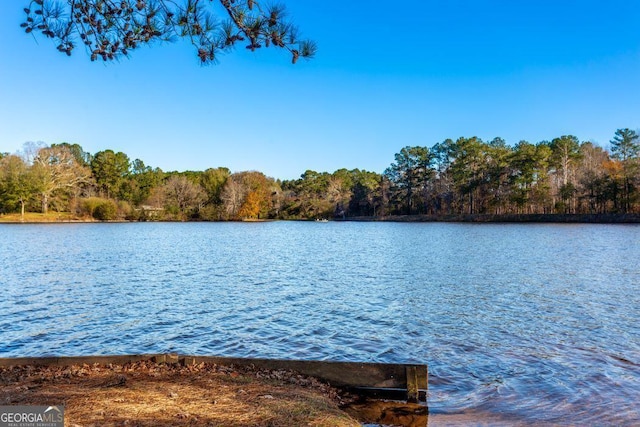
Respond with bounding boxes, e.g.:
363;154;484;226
0;360;360;426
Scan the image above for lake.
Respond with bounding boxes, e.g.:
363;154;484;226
1;221;639;425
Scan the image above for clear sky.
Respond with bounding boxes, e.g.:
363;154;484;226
1;1;639;180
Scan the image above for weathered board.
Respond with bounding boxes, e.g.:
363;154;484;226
0;354;155;367
0;354;428;402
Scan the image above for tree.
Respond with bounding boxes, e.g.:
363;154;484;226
0;155;38;220
550;135;581;187
576;142;612;213
384;146;433;214
220;173;246;219
126;159;165;205
610;128;640;212
449;137;486;214
22;0;316;64
485;137;513;214
509;141;551;213
428;139;455;214
200;167;230;206
348;169;381;217
162;175;205;216
610;128;640;162
237;189;261;219
31;145;91;213
549;135;581;212
51;142;92;167
281;170;333;218
91;149;131;198
326;169;353;218
235;171;274;219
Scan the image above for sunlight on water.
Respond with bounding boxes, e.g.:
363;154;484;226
1;222;639;424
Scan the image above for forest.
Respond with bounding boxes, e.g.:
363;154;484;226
0;129;639;221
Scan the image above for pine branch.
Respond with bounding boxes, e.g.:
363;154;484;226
20;0;316;64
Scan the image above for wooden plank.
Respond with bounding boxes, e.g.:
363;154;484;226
417;364;428;390
0;354;156;367
194;356;410;389
406;365;419;403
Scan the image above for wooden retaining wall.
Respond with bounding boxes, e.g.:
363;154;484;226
0;354;428;402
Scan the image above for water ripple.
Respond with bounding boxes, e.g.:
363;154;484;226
1;222;639;425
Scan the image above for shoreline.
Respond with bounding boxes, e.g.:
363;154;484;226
343;213;640;223
0;359;427;427
1;213;639;224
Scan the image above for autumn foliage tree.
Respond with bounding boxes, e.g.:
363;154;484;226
21;0;316;64
222;171;273;219
237;190;261;219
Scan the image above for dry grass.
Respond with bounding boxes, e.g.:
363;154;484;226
0;212;89;223
0;361;360;427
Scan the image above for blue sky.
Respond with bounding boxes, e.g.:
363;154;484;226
1;1;639;180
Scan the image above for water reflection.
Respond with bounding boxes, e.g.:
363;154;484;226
346;400;428;427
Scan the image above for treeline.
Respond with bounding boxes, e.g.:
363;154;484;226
0;129;639;221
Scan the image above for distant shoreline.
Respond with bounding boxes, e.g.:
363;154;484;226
2;213;639;224
342;213;640;223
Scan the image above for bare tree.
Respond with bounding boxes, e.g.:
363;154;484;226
162;175;205;214
576;142;611;213
21;0;316;64
220;174;245;219
32;145;92;214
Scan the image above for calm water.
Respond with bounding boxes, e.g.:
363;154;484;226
1;222;639;425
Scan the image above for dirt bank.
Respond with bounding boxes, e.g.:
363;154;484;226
0;360;362;426
0;360;435;427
